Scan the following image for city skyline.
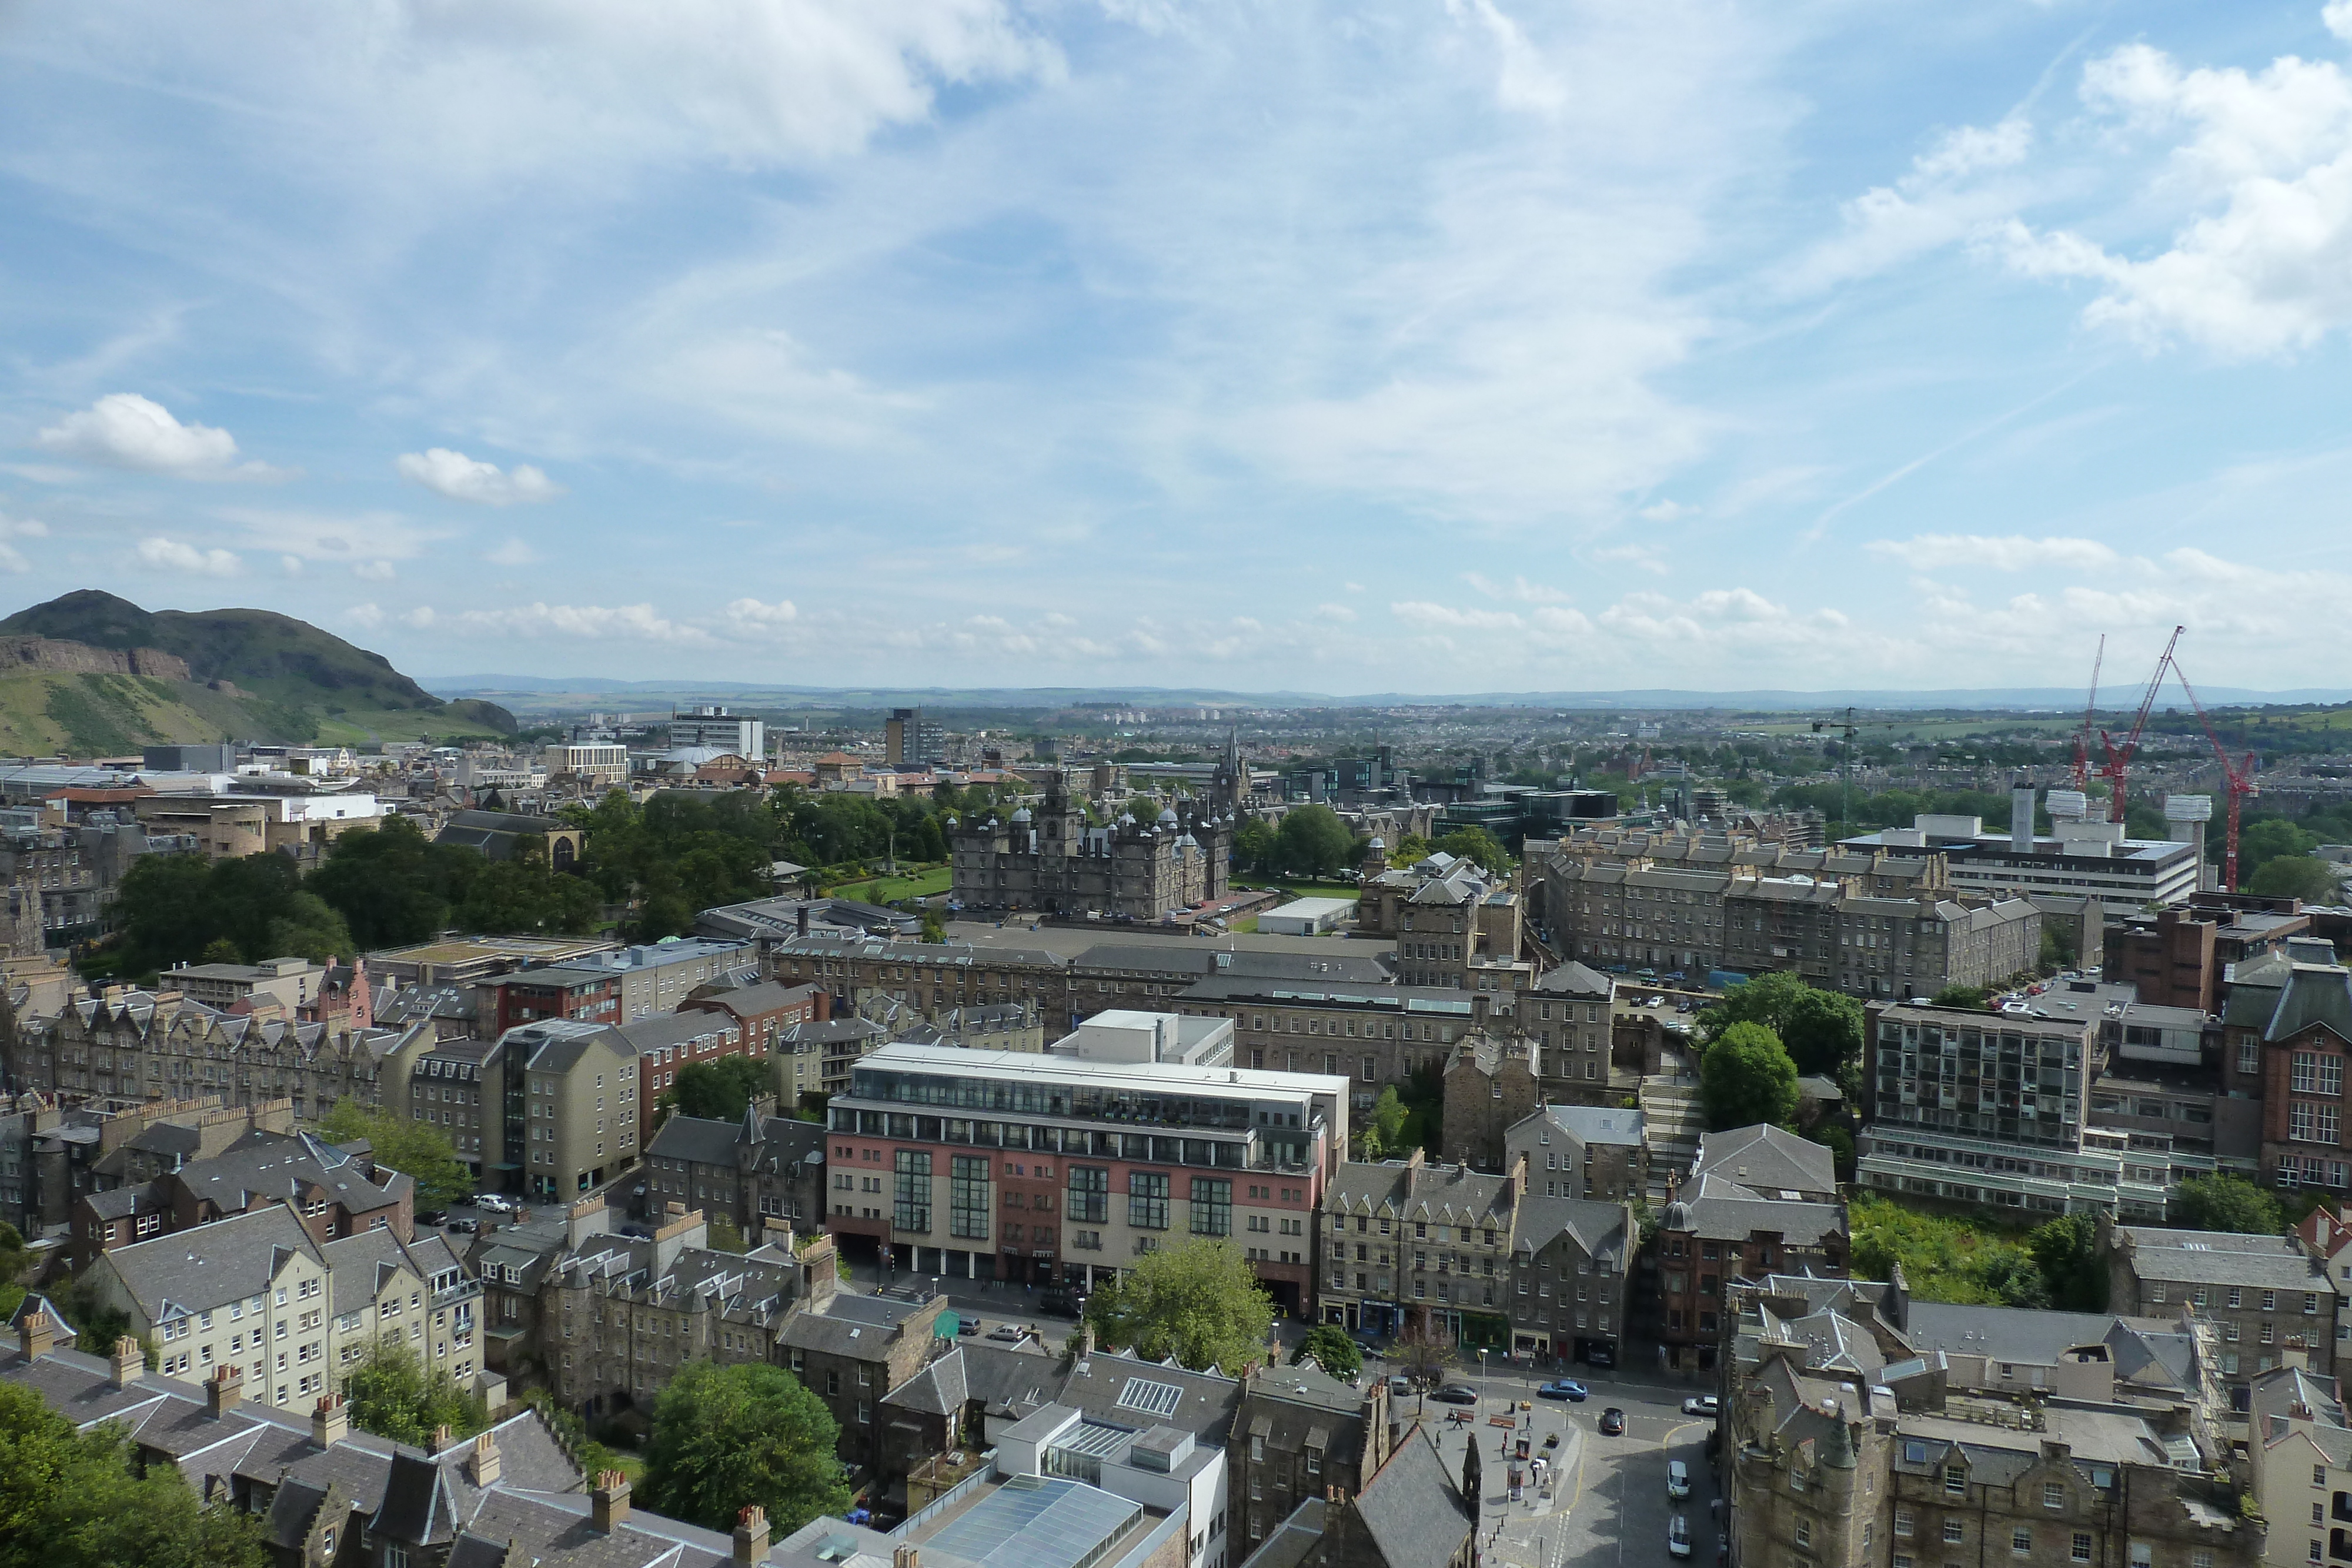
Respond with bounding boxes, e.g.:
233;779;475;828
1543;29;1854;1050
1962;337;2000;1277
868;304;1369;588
4;2;2350;691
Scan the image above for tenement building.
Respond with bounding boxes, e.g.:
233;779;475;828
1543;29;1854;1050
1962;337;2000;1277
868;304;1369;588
1318;1148;1525;1340
1354;850;1526;991
950;773;1234;921
2099;1221;2336;1396
1505;1193;1635;1366
765;931;1070;1030
1658;1125;1847;1374
1726;1281;2262;1568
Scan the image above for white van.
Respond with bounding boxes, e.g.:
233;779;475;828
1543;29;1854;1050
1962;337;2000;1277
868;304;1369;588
1667;1459;1690;1499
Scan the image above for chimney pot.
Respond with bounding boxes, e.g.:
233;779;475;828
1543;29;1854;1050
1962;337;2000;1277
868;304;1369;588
206;1365;244;1418
469;1429;501;1486
16;1303;58;1360
893;1548;920;1568
734;1504;771;1566
313;1393;349;1447
432;1423;452;1452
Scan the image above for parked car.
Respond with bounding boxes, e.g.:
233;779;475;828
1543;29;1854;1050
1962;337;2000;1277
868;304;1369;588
442;1218;479;1235
1682;1395;1719;1417
1585;1343;1615;1369
1430;1385;1479;1406
1387;1376;1412;1396
1646;994;1666;1008
957;1318;980;1336
1667;1460;1690;1499
1352;1338;1382;1358
416;1210;448;1226
1669;1514;1692;1559
1537;1380;1588;1402
473;1193;516;1215
1598;1407;1626;1435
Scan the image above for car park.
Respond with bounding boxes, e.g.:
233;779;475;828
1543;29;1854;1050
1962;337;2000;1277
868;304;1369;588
1598;1407;1626;1435
1537;1380;1588;1402
1682;1395;1719;1417
1647;994;1666;1007
1430;1385;1479;1405
1667;1460;1690;1499
1669;1515;1692;1558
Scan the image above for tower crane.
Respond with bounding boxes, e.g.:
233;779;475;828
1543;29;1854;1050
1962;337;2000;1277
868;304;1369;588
2165;653;2259;891
2070;635;2104;793
1810;707;1907;833
2098;626;2183;825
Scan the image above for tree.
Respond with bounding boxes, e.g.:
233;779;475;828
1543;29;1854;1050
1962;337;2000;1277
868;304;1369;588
343;1342;488;1449
1815;1125;1855;1182
919;907;947;944
1699;1021;1799;1132
2171;1172;2285;1235
1275;805;1355;880
1291;1325;1362;1382
1389;833;1432;868
267;891;356;966
1392;1321;1451;1390
1233;818;1278;873
2249;855;2342;904
1930;984;1990;1011
2240;817;2320;884
1779;989;1864;1079
1084;1238;1275;1375
0;1382;269;1568
1432;825;1509;873
2026;1214;2108;1312
316;1098;474;1211
0;1220;26;1322
640;1360;851;1535
1369;1086;1408;1154
667;1056;771;1124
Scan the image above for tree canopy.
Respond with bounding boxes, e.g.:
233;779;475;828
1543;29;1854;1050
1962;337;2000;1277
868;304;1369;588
2248;855;2342;904
1698;973;1862;1080
1085;1238;1275;1375
0;1381;269;1568
1699;1021;1799;1131
1292;1325;1363;1382
666;1056;771;1124
318;1098;474;1211
640;1360;850;1536
345;1342;488;1448
1930;984;1991;1011
2170;1172;2285;1235
1274;806;1355;879
1432;825;1511;872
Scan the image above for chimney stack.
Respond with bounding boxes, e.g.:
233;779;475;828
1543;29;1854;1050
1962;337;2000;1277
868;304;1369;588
206;1365;243;1419
893;1548;921;1568
469;1430;501;1486
313;1393;349;1447
797;904;810;938
109;1334;143;1389
733;1505;770;1566
16;1302;56;1360
432;1423;453;1453
592;1471;632;1533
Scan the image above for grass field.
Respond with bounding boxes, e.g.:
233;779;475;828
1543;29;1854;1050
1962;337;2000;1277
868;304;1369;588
826;865;951;904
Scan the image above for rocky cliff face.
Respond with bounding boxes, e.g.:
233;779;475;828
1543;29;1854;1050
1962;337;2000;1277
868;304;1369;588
0;636;191;682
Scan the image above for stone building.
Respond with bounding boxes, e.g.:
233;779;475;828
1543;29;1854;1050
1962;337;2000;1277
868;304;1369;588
1656;1125;1847;1374
503;1019;644;1201
766;931;1070;1032
780;1286;951;1477
1230;1363;1394;1550
1317;1148;1525;1340
2099;1221;2336;1395
1506;1104;1647;1203
1355;851;1525;991
1505;1194;1634;1365
636;1103;827;1239
1439;1028;1545;1167
72;1124;413;1267
950;773;1234;921
9;985;400;1119
1171;975;1476;1126
1257;1427;1475;1568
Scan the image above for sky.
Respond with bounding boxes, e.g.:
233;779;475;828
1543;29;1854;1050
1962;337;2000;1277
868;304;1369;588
4;1;2352;696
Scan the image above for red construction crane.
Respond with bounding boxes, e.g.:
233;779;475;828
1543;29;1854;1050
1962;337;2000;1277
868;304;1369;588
2167;654;2259;891
2098;625;2183;824
2070;635;2104;793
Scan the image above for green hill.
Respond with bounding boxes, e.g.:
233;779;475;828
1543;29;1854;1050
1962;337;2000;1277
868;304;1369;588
0;591;515;754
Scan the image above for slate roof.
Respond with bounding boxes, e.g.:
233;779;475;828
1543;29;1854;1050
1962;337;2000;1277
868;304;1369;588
779;1290;930;1358
1348;1427;1469;1568
1665;1171;1846;1248
176;1128;407;1220
1324;1160;1517;1228
1694;1124;1837;1198
101;1204;322;1320
1058;1346;1241;1442
1513;1196;1632;1270
2117;1226;2328;1289
1532;961;1613;997
1071;944;1391;985
1511;1103;1645;1151
616;1012;739;1055
1903;1302;2182;1366
881;1345;970;1417
2264;965;2352;1044
645;1114;744;1168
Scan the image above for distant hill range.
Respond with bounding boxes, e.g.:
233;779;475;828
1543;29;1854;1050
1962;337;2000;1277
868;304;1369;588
0;591;513;756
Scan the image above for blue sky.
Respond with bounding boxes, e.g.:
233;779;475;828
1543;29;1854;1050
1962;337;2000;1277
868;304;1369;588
4;0;2352;694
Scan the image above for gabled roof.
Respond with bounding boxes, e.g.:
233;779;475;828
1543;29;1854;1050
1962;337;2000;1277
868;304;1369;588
1695;1124;1836;1198
1348;1427;1468;1568
101;1205;323;1320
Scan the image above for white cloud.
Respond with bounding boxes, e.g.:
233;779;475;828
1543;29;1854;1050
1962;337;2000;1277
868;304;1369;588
453;601;714;643
485;539;537;566
2331;0;2352;43
0;545;25;575
397;447;566;506
1583;544;1669;576
213;507;446;563
1865;534;2123;572
345;603;385;630
1464;572;1575;603
1637;500;1690;523
722;597;800;635
280;554;305;576
135;536;240;576
1313;603;1358;623
1445;0;1567;118
1788;114;2034;292
2000;26;2352;357
402;606;437;629
35;393;286;479
353;559;396;581
0;514;44;573
1391;601;1525;632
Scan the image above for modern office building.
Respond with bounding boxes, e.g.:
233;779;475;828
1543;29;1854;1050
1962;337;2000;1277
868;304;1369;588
823;1018;1347;1312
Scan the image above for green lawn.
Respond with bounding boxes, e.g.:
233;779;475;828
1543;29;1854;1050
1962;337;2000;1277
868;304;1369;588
1240;878;1362;901
826;865;951;904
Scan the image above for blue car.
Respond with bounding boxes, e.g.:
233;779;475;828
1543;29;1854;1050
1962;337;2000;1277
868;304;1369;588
1538;1380;1588;1402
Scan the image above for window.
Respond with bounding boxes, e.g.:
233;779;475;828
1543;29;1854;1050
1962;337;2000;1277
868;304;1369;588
1943;1520;1964;1544
1795;1521;1810;1548
2044;1482;2065;1510
1190;1177;1231;1236
1130;1172;1170;1230
1945;1465;1966;1496
893;1150;931;1233
950;1155;991;1239
2129;1546;2151;1568
2072;1536;2092;1564
1895;1509;1914;1538
1068;1165;1108;1223
2013;1528;2032;1556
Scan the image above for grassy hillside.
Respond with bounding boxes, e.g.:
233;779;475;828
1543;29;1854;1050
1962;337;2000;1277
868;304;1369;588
1;590;439;710
0;591;517;753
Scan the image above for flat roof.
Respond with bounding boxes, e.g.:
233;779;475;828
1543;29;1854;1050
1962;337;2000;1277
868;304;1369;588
920;1476;1142;1568
851;1041;1349;1099
1261;897;1358;918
